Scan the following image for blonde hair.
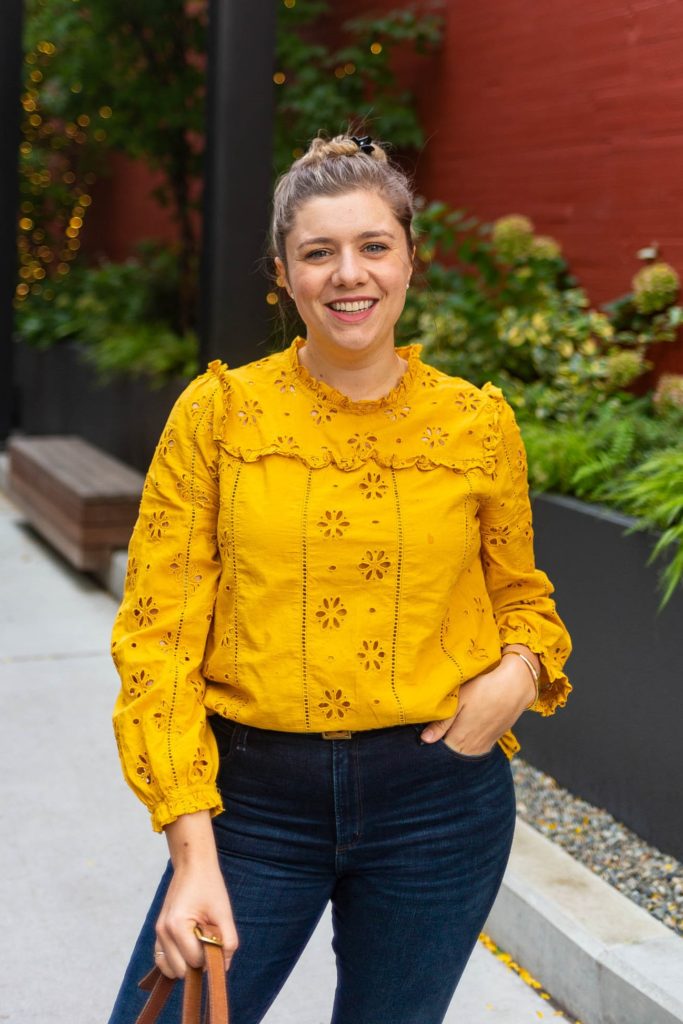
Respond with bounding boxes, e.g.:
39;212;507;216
271;133;415;265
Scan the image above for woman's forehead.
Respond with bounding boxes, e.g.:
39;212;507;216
289;189;400;238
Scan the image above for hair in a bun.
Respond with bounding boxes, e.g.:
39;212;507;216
297;135;389;166
271;132;414;264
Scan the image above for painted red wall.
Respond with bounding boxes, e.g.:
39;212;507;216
82;153;180;262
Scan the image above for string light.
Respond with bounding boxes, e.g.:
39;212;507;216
266;292;279;305
16;39;112;306
273;72;286;85
344;62;356;75
370;42;383;55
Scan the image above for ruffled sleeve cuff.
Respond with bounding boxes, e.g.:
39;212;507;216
499;625;572;717
150;785;224;834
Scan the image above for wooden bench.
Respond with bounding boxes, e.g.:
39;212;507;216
7;435;144;571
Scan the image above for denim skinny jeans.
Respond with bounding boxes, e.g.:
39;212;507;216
108;718;516;1024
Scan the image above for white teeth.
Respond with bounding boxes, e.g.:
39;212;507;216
329;300;375;312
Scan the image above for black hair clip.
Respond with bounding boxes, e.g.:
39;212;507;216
351;134;375;155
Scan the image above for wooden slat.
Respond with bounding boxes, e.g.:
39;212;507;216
7;436;144;502
9;453;142;526
8;473;137;547
9;484;111;571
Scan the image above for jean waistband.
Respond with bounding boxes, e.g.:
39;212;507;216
210;716;426;742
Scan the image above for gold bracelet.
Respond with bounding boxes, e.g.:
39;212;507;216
502;650;540;708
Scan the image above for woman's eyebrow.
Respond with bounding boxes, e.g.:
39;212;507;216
296;229;397;251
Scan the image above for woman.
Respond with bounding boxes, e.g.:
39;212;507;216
108;133;572;1024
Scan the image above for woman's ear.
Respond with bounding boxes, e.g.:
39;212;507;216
274;256;291;296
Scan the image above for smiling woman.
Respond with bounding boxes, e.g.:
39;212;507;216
108;132;572;1024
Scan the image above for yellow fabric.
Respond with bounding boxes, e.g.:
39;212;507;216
111;337;572;831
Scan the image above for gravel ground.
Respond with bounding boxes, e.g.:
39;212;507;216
511;758;683;938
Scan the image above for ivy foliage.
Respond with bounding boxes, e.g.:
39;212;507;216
273;2;442;173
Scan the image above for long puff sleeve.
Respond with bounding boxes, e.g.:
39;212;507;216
111;372;224;831
479;384;572;715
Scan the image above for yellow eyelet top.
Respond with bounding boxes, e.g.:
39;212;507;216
111;337;572;831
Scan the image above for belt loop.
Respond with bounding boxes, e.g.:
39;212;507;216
321;730;354;740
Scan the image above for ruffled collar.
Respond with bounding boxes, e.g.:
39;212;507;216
287;336;425;415
206;341;503;476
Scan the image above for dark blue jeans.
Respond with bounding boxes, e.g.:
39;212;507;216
108;720;516;1024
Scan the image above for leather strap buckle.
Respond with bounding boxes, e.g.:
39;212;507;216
321;730;353;740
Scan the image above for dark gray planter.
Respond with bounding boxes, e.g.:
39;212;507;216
12;340;189;473
519;493;683;860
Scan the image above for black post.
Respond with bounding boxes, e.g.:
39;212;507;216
1;0;24;443
200;0;277;368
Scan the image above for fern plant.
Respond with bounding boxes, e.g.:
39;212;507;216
607;449;683;608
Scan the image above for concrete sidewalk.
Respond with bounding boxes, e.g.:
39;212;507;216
0;480;575;1023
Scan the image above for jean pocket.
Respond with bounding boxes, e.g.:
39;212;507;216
438;736;496;762
210;715;240;764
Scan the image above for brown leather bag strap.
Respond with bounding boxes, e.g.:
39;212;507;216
136;967;176;1024
135;928;229;1024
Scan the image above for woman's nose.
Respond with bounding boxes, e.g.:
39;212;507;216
332;250;368;288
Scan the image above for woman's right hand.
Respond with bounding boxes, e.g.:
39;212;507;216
154;811;239;979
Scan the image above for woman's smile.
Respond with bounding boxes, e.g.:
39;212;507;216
325;295;379;323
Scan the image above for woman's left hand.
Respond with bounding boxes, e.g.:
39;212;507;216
420;655;537;755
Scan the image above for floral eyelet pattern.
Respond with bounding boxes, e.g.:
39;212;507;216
146;511;170;541
133;596;159;628
346;432;378;453
422;426;449;448
358;550;392;581
358;471;388;499
127;668;154;699
318;510;350;538
311;402;337;425
318;688;352;720
237;400;263;426
357;640;386;670
315;597;347;629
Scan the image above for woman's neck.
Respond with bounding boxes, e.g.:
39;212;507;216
297;341;408;402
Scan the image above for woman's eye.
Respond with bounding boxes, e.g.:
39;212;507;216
305;249;331;260
364;243;388;254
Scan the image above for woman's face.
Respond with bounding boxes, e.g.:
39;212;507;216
275;189;413;360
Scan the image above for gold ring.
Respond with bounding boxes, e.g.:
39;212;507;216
154;950;165;958
194;924;223;947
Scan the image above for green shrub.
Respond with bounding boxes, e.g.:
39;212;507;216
15;242;198;385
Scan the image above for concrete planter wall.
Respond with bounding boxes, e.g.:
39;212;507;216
519;493;683;860
12;340;189;473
